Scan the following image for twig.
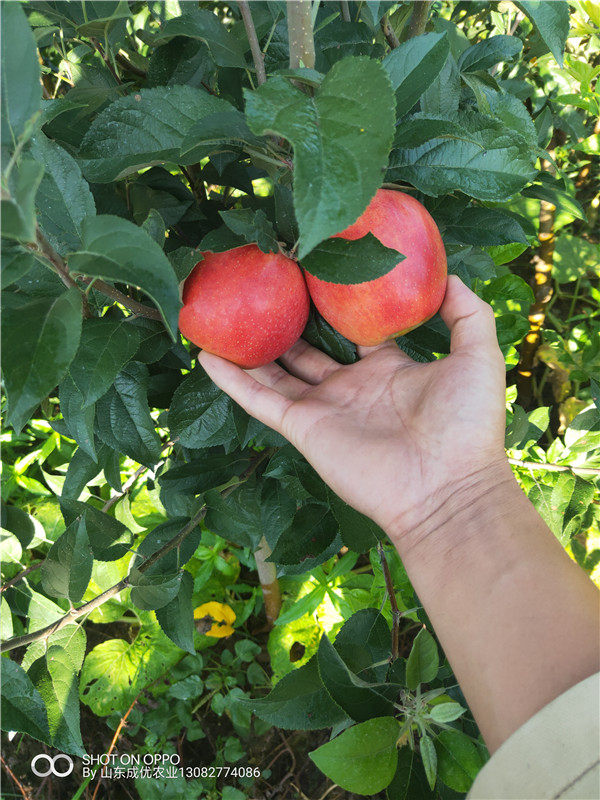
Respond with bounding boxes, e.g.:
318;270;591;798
78;276;163;321
509;458;600;476
0;754;33;800
287;0;316;70
35;230;92;318
115;51;147;78
91;697;139;800
406;0;432;39
102;465;148;513
340;1;351;22
378;542;401;661
89;38;122;85
380;13;401;49
1;561;42;594
0;450;272;654
238;1;266;86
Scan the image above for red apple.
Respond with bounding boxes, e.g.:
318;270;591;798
303;189;447;346
179;243;310;369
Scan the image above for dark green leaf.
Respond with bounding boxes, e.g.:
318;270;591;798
219;208;279;254
62;446;104;500
69;318;142;408
180;110;263;164
27;645;84;755
69;215;181;338
317;635;395;722
147;38;215;90
95;361;162;468
269;505;338;566
265;446;329;503
60;375;96;461
1;2;41;147
389;111;537;201
30;133;96;256
457;35;522;73
521;184;586;221
333;608;392;681
169;368;237;449
144;8;247;68
329;493;384;552
41;517;92;602
434;729;486;792
302;312;357;365
302;233;403;284
129;569;183;611
515;1;570;66
2;288;83;432
60;499;133;562
495;313;530;347
1;241;35;288
421;54;461;116
79;86;233;182
1;158;45;243
204;482;264;550
155;570;195;654
482;274;534;306
387;746;436;800
21;624;86;674
0;659;50;745
244;655;348;730
443;208;528;247
406;628;439;690
309;716;400;794
245;57;395;258
383;33;450;115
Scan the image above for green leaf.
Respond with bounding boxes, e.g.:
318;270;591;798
495;313;530;347
302;233;403;284
143;8;247;68
95;361;162;468
60;499;133;563
129;569;183;611
429;702;466;724
317;634;395;722
22;624;87;674
27;645;84;755
389;111;537;201
553;234;600;283
245;57;396;258
155;570;195;654
333;608;392;682
204;482;265;550
383;33;450;115
80;621;181;716
68;215;181;339
309;716;400;794
244;655;348;730
434;729;486;792
41;517;93;602
79;86;233;182
169;368;237;449
329;493;384;552
457;35;522;73
269;505;339;566
265;446;329;503
420;734;438;790
521;184;586;222
482;274;535;306
387;746;436;800
1;158;45;243
180;110;263;164
60;375;96;461
2;288;83;432
219;208;279;254
406;628;439;690
1;1;41;147
564;405;600;455
444;208;528;247
0;659;50;745
516;1;570;66
1;240;35;288
69;318;142;408
30;133;96;256
420;54;461;116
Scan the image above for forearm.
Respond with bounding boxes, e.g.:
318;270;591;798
391;462;600;753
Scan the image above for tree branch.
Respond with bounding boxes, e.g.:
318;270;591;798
380;13;401;49
78;276;164;321
508;458;600;476
287;0;316;70
35;229;92;318
238;0;266;86
340;1;351;23
0;450;273;654
406;0;432;39
378;542;401;661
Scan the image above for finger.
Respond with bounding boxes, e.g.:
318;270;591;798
197;351;294;432
278;338;340;384
357;339;412;362
246;359;310;400
439;275;501;357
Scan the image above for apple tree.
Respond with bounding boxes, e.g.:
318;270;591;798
1;1;599;798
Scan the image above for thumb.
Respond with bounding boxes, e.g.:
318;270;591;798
440;275;501;357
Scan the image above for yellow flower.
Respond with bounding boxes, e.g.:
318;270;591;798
193;602;236;638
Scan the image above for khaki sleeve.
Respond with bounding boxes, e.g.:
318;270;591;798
467;672;600;800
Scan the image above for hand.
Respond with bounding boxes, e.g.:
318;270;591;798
198;276;510;544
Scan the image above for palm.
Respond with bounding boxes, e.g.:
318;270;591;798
198;277;508;540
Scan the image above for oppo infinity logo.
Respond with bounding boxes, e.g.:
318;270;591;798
31;754;74;778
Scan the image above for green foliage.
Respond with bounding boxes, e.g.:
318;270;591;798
1;1;598;798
